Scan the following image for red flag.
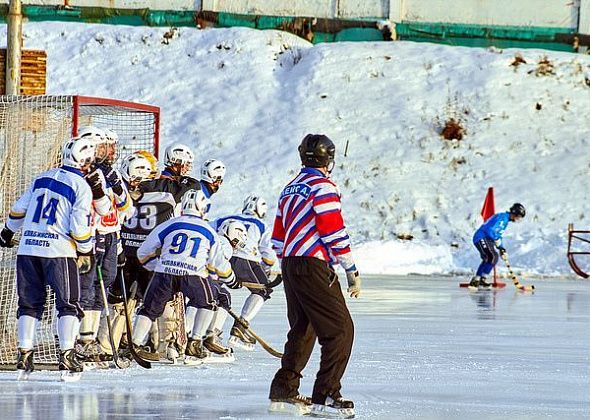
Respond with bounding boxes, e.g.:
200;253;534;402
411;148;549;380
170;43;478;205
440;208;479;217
481;187;495;221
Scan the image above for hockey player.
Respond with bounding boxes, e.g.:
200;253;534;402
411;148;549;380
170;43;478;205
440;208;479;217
199;159;226;210
132;190;237;362
161;143;194;180
469;203;526;289
100;151;159;355
78;127;135;360
212;195;277;351
0;136;97;380
199;219;248;355
268;134;360;418
183;159;226;341
124;144;200;358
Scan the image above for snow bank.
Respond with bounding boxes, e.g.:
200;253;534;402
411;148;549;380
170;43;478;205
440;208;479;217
4;22;590;276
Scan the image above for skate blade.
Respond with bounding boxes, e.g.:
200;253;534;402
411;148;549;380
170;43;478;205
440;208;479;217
310;405;355;418
83;361;111;371
60;371;82;382
269;401;312;416
201;352;235;364
183;356;205;366
228;336;255;351
16;370;31;381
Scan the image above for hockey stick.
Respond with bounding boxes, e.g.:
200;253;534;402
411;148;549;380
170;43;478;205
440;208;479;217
501;253;535;292
119;270;152;369
226;308;283;358
96;265;129;369
241;274;283;290
241;281;267;290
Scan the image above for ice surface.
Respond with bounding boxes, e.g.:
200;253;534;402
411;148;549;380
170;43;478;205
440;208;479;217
1;276;589;419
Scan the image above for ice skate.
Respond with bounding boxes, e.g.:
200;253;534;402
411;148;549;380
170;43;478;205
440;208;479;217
311;396;355;418
203;329;230;355
164;341;186;364
228;319;256;351
478;277;492;290
16;348;34;381
135;345;160;362
59;349;83;382
467;276;480;291
184;338;209;364
269;394;312;416
201;348;235;364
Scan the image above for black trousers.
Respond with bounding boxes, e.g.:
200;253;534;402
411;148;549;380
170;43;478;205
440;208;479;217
269;256;354;404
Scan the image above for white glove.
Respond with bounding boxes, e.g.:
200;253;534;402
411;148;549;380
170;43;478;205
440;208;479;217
346;269;361;298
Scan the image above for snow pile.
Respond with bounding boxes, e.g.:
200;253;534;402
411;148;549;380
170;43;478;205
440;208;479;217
4;22;590;276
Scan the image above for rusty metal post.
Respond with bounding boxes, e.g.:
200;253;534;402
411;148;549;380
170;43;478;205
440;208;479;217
6;0;23;95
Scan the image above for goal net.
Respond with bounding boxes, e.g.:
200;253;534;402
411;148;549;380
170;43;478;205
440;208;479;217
0;95;159;366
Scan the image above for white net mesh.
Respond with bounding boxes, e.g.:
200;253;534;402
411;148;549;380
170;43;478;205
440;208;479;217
0;95;159;366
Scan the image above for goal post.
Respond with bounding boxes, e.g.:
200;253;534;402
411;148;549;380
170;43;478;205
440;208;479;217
0;95;160;366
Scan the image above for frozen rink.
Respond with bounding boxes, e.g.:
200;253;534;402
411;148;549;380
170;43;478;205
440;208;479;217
1;275;589;419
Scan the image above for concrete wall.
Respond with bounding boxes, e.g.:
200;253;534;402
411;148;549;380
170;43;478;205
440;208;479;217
395;0;577;28
4;0;590;34
581;0;590;34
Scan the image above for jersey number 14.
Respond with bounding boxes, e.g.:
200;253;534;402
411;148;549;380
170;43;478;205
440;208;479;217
32;194;59;225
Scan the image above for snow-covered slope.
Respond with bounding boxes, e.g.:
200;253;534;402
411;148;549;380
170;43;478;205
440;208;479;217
5;22;590;275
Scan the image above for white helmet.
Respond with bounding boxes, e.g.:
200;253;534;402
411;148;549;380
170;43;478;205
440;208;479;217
165;143;194;167
62;137;96;170
219;219;248;249
181;189;210;218
201;159;226;185
121;152;153;183
76;126;107;146
103;128;119;145
242;195;268;219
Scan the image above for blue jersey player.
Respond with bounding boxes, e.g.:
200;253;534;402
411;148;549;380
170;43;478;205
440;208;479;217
469;203;526;289
0;135;97;381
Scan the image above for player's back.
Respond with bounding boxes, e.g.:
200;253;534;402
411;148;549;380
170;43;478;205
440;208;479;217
13;167;92;258
121;176;199;255
150;214;219;277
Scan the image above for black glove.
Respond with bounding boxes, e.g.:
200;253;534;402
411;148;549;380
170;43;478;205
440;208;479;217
0;227;15;248
85;168;106;200
100;164;124;195
225;274;242;290
117;252;126;268
77;252;94;275
498;246;506;256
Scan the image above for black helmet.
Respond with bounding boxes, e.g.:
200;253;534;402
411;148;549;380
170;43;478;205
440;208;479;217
509;203;526;218
298;134;335;168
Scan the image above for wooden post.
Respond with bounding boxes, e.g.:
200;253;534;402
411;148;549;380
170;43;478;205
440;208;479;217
6;0;23;95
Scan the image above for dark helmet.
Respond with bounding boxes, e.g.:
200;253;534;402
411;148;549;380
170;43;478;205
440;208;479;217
509;203;526;218
298;134;335;168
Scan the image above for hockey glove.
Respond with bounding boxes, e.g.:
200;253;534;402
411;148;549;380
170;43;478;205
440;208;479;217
101;165;124;195
225;273;242;290
346;268;361;298
0;227;15;248
85;168;106;200
117;252;126;268
77;252;94;275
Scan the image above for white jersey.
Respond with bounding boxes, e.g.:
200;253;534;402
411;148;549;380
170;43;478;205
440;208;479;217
6;166;93;258
137;214;233;281
212;214;276;265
